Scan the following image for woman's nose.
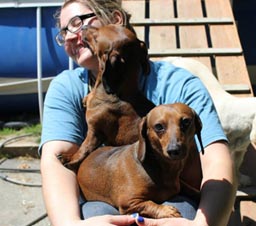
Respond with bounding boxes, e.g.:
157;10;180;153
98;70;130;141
65;30;83;44
65;30;79;42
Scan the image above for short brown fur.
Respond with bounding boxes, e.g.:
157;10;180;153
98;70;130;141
64;25;155;169
77;103;204;218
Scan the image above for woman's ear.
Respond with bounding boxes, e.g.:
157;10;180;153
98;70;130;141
112;10;124;25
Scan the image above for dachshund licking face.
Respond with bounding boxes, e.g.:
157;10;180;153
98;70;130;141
82;25;150;93
63;25;155;170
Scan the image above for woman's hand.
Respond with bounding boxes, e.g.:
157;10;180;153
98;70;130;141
135;216;193;226
75;215;136;226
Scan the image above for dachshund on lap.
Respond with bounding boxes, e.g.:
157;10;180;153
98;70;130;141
77;103;204;218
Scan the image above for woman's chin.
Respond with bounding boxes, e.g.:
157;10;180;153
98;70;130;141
76;54;98;70
75;49;93;65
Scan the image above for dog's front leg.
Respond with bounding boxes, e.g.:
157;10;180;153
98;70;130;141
65;130;102;171
121;200;182;219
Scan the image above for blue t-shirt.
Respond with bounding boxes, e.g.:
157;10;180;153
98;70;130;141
40;60;227;153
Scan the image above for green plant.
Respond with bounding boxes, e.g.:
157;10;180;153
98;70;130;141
19;124;42;136
0;124;42;138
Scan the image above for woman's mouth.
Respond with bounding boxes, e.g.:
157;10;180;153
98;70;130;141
72;45;86;57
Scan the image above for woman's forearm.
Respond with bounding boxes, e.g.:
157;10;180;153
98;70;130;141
195;142;237;226
41;147;81;226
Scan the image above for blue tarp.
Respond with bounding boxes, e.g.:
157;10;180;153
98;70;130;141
0;7;69;78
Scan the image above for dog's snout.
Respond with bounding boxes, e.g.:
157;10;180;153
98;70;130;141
167;148;180;157
167;144;184;159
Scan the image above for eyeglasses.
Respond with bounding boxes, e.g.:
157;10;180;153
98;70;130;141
55;12;96;46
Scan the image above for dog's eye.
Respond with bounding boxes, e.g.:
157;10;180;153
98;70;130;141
154;123;165;133
180;118;192;132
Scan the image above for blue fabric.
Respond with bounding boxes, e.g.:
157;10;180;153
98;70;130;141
81;196;198;220
40;67;89;149
40;60;227;153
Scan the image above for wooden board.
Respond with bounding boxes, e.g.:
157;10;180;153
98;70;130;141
148;0;176;61
205;0;253;96
122;0;253;96
177;0;211;70
122;0;146;42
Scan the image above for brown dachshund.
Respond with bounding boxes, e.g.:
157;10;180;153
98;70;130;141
65;25;155;169
77;103;204;218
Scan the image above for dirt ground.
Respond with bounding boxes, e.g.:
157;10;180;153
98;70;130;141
0;157;50;226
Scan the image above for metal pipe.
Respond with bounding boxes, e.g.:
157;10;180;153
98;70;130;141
69;57;74;70
37;7;43;124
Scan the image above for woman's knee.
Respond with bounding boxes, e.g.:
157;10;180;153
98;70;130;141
163;195;198;220
81;201;120;219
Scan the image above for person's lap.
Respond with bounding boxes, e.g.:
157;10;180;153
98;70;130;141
81;195;198;220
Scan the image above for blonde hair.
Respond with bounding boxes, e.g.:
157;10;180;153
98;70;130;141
55;0;134;32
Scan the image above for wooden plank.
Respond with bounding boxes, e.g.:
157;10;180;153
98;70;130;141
222;84;251;94
205;0;253;96
214;56;253;96
149;0;176;61
148;47;242;57
122;0;146;42
123;0;253;96
177;0;211;70
130;17;233;25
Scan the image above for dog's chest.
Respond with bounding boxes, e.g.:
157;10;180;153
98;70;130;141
141;159;181;198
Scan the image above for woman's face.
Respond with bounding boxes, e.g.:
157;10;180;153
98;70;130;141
60;2;102;72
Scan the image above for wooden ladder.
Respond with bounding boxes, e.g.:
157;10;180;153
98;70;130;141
122;0;254;97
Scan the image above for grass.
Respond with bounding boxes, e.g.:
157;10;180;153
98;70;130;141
0;124;42;139
0;124;42;158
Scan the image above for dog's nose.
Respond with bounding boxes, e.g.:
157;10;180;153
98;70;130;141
167;144;184;159
167;148;181;158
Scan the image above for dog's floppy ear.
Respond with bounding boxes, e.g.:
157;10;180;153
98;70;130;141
136;116;148;162
139;40;150;76
82;26;99;54
95;52;109;91
82;26;110;74
194;112;204;155
102;50;124;94
99;53;109;75
97;38;111;74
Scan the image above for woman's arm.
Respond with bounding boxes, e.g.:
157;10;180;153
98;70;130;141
40;141;82;226
194;141;237;226
41;141;137;226
135;141;237;226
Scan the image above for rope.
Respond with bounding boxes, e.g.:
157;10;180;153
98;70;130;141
24;213;48;226
0;174;41;187
0;133;33;148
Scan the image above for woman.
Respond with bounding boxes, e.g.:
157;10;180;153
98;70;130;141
40;0;236;226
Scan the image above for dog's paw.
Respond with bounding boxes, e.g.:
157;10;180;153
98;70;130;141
57;154;71;165
156;205;182;218
64;160;81;172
